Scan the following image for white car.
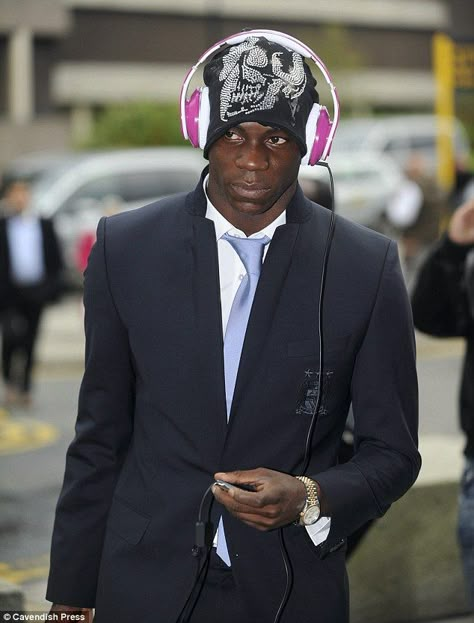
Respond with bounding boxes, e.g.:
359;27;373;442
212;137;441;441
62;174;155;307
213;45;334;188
331;114;470;174
27;147;206;285
299;151;404;230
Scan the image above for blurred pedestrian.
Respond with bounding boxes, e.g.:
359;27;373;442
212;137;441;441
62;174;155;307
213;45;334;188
75;229;96;276
0;180;64;407
386;152;448;288
411;198;474;609
75;198;122;277
451;157;474;210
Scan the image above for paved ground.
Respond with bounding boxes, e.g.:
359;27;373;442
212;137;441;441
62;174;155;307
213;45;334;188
0;294;472;621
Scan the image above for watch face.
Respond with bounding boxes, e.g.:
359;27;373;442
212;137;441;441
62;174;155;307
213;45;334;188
303;505;321;525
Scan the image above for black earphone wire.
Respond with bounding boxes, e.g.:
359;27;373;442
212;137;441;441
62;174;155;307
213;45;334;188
273;163;336;623
198;484;215;523
302;161;336;475
175;485;215;623
273;529;294;623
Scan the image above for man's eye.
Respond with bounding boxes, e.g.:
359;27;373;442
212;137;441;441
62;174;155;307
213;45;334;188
268;136;287;145
225;130;240;140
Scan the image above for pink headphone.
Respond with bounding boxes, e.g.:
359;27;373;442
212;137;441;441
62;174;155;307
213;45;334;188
180;29;340;165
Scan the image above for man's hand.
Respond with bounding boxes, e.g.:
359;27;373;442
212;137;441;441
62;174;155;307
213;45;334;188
449;199;474;245
49;604;94;622
212;467;308;531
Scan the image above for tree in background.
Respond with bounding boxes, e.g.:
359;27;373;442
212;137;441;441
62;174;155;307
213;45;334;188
84;101;185;149
297;24;366;72
294;24;367;116
457;92;474;167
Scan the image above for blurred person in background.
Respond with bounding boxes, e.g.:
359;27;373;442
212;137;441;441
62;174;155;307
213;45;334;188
411;198;474;609
75;197;123;276
452;157;474;210
0;180;64;407
386;152;448;288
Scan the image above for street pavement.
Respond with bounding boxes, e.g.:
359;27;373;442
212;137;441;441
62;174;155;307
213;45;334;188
0;294;472;621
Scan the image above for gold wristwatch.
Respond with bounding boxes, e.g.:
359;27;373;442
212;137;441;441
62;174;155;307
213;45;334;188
295;476;321;526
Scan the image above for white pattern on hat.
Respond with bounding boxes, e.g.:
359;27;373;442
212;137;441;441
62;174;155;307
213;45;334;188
218;38;307;122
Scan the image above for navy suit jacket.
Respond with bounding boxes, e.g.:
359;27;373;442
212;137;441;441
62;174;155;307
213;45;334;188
47;174;420;622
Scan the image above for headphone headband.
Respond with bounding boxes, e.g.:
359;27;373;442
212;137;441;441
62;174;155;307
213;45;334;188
180;29;340;162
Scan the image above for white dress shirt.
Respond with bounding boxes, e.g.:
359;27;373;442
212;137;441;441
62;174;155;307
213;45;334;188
386;179;423;228
203;176;330;547
6;215;46;285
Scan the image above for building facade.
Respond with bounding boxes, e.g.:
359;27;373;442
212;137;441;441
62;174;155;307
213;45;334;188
0;0;458;170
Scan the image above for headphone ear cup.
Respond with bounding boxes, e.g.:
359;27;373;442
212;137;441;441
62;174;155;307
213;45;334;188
198;86;210;150
301;104;321;166
308;106;333;165
184;88;201;147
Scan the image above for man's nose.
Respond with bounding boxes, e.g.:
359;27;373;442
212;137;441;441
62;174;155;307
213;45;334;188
236;142;269;171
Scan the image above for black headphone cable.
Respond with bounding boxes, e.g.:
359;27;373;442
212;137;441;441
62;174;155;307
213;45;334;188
175;484;215;623
273;179;336;623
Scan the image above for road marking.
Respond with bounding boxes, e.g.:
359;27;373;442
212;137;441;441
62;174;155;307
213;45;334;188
415;332;464;361
417;434;465;485
0;409;59;455
0;555;49;584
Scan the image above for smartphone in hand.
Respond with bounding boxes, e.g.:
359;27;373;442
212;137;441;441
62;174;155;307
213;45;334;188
214;479;257;492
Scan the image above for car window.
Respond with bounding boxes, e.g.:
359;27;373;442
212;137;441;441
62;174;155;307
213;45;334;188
408;136;435;150
334;168;380;184
331;121;373;151
383;137;408;153
60;175;121;215
118;169;198;203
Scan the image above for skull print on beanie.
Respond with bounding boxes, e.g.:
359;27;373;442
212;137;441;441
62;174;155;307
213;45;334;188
203;35;319;158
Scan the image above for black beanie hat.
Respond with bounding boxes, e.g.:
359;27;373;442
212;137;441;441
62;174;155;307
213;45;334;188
203;35;319;159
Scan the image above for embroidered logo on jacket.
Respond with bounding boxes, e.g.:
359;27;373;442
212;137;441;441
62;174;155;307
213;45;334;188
296;369;334;417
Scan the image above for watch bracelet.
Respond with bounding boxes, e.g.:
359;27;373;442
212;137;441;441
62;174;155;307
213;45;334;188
294;475;320;525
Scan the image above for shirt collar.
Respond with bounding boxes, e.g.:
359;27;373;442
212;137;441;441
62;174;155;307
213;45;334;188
203;174;286;241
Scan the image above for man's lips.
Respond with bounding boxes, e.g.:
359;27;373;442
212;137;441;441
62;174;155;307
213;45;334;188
230;183;271;199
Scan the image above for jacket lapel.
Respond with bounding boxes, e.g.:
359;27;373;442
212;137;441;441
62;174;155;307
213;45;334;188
186;181;228;443
184;176;331;448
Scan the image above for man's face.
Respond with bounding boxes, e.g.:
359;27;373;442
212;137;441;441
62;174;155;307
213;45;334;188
207;122;301;235
5;181;30;215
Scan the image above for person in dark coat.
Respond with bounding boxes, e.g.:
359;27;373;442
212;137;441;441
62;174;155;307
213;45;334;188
412;198;474;609
0;180;64;406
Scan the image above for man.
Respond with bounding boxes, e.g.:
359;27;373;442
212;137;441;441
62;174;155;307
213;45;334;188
47;33;420;622
412;198;474;609
386;152;448;288
0;180;63;406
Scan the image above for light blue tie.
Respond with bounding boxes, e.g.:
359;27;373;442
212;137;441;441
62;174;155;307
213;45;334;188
216;232;270;566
